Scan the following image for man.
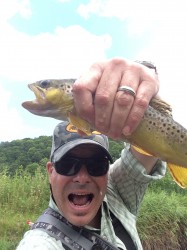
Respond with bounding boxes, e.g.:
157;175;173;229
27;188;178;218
16;58;166;249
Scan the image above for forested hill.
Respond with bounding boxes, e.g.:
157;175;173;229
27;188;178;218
0;136;52;175
0;136;124;175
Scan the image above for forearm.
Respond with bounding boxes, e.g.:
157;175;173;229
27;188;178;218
130;145;159;174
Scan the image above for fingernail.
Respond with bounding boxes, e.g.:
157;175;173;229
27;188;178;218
123;126;131;136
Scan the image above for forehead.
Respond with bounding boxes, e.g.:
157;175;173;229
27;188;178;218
68;144;104;157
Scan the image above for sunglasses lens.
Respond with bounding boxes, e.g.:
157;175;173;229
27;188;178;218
55;158;80;176
87;158;109;176
54;156;109;176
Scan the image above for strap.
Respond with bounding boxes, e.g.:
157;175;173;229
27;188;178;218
110;212;136;250
32;207;119;250
34;212;94;250
34;226;72;250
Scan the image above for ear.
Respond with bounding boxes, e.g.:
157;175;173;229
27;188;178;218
46;161;54;176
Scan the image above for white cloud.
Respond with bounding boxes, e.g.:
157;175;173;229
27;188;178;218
77;0;130;20
0;0;31;22
136;7;187;128
0;23;111;82
77;0;187;35
0;85;29;141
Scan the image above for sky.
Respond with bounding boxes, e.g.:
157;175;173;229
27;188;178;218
1;0;187;142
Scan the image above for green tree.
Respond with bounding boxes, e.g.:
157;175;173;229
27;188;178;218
109;139;124;160
26;163;40;175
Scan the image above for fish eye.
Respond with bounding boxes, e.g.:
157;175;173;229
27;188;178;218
40;80;50;88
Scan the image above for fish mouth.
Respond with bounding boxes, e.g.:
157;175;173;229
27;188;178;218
28;84;47;101
22;84;51;111
68;193;94;207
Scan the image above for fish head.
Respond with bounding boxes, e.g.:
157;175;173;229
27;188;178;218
22;79;76;120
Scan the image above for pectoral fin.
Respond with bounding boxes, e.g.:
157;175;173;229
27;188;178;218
68;113;93;135
132;145;153;156
167;163;187;188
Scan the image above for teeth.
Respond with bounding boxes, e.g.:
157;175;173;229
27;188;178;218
68;193;93;206
73;193;90;196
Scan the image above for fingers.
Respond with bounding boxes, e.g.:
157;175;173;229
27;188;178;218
94;59;127;133
73;63;104;125
72;58;159;139
122;65;159;136
106;63;140;138
73;59;126;132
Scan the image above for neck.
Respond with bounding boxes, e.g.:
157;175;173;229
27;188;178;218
88;208;101;229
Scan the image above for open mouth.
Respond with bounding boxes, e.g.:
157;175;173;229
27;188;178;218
28;84;46;101
68;193;94;206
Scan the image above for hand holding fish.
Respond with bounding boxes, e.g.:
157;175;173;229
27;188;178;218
73;58;159;139
22;58;187;188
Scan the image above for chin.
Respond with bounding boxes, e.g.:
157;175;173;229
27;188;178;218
68;213;93;227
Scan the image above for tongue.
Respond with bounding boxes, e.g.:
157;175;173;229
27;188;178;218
72;195;89;206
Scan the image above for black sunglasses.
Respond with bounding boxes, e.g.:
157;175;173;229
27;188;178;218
54;155;110;176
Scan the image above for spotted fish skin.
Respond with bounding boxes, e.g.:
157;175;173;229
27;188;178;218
22;79;187;188
126;105;187;167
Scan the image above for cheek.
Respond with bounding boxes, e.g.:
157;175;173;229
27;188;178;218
50;175;68;207
49;167;66;184
96;175;108;197
49;172;68;195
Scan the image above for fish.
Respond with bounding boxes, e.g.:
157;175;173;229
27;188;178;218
22;79;187;188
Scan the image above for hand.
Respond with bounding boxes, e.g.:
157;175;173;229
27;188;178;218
72;58;159;139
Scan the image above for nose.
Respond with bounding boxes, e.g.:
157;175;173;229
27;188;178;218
72;165;91;183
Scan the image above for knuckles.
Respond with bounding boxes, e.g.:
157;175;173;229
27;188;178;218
135;97;149;110
115;92;134;107
95;91;112;106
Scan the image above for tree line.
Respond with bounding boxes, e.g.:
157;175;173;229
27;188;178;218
0;136;124;176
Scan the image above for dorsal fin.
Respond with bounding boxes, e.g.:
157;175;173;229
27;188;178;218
150;97;172;117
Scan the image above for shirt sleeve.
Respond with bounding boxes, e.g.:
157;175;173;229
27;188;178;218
108;143;166;215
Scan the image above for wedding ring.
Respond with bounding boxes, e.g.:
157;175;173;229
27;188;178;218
117;86;136;97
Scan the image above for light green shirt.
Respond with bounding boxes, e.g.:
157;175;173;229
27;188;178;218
16;143;166;250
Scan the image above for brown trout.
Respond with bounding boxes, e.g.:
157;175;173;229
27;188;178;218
22;79;187;188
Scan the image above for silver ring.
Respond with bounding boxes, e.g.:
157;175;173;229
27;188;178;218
117;86;136;97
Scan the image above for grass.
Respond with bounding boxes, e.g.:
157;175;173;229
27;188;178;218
0;168;186;249
0;168;49;249
137;175;187;249
0;240;17;250
137;191;187;249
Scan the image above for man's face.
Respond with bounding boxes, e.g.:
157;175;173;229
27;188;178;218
47;144;108;227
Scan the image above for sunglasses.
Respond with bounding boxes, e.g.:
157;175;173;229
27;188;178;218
53;155;110;176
